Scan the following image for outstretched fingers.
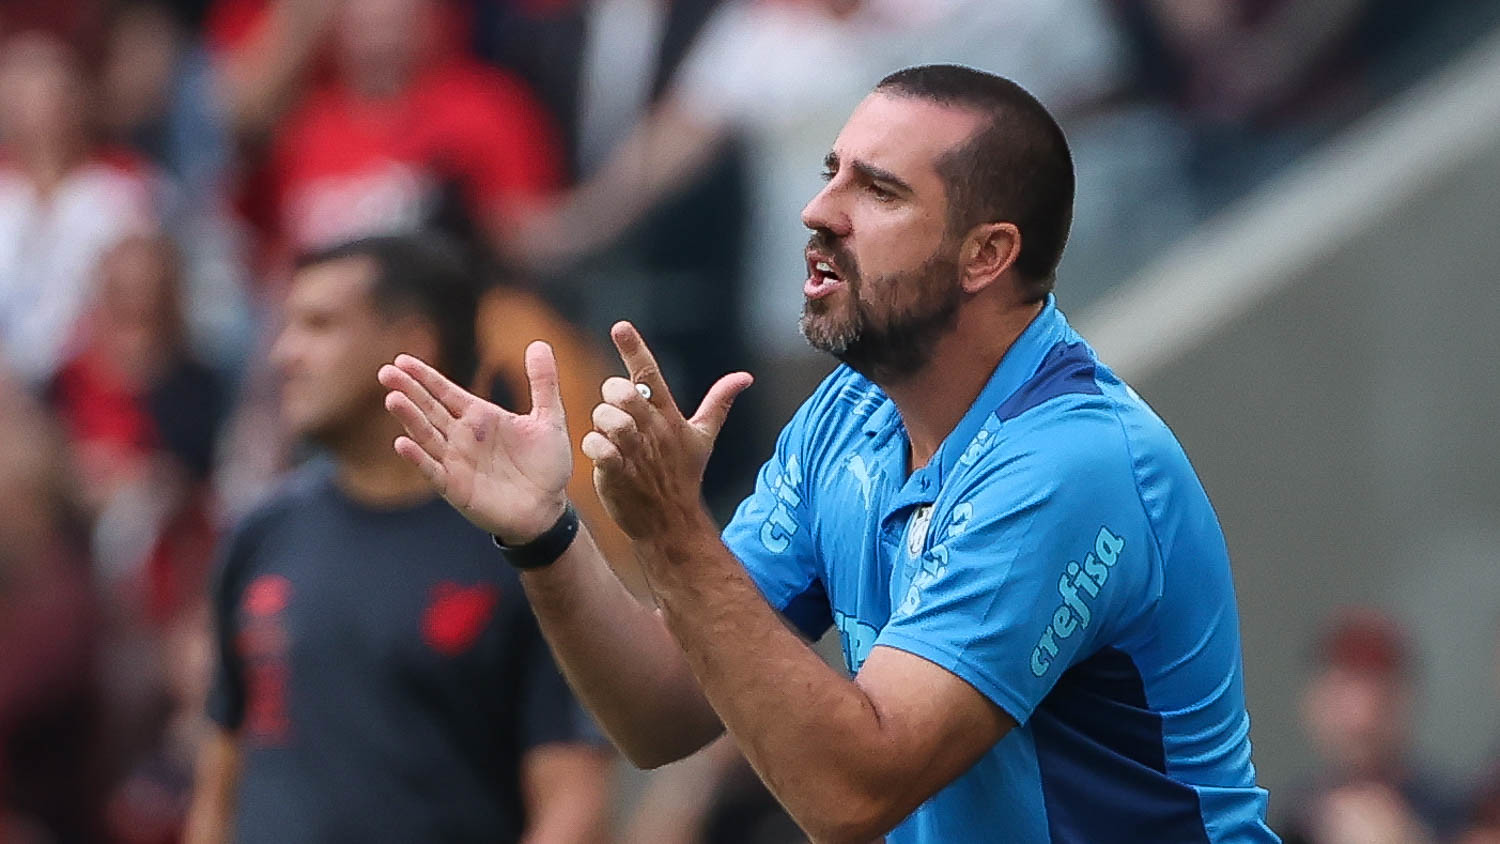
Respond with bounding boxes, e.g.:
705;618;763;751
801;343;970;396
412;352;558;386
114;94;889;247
378;362;457;434
384;389;448;458
524;340;566;427
392;354;478;419
394;435;448;493
691;371;753;440
610;321;678;416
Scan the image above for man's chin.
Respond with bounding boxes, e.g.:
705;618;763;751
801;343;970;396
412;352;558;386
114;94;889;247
799;302;860;354
285;422;326;445
799;319;856;357
280;406;334;443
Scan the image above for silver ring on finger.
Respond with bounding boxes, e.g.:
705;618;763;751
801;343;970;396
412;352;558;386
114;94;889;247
634;382;653;402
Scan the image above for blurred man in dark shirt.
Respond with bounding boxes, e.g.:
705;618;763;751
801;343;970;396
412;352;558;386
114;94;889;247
185;233;610;843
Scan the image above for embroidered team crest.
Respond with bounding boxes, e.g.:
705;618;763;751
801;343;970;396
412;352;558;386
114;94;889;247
906;505;933;556
239;575;293;743
423;582;499;656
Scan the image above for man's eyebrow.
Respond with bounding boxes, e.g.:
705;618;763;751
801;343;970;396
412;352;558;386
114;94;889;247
850;160;914;196
823;151;915;197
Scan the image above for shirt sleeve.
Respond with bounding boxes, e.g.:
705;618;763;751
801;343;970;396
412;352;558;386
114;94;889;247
721;393;830;641
873;410;1157;724
204;514;261;730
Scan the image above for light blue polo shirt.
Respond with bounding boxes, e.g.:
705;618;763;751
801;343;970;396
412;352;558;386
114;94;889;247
722;296;1277;842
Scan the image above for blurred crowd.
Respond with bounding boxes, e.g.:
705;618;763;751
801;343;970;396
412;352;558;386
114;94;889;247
1;0;1498;841
1275;609;1498;844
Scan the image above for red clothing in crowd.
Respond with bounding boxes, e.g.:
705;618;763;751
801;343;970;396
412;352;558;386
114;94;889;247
204;0;564;267
49;346;226;625
268;57;562;256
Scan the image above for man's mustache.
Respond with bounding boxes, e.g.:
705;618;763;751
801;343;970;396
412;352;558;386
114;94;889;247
806;230;860;283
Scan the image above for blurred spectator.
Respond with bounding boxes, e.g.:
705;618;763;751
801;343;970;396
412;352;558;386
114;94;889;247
92;2;255;372
1276;608;1461;844
47;232;228;627
186;233;611;843
0;377;102;843
102;601;214;844
207;0;564;277
466;0;733;182
0;31;157;387
100;2;232;199
40;232;227;844
1108;0;1377;207
101;3;185;168
1115;0;1373;124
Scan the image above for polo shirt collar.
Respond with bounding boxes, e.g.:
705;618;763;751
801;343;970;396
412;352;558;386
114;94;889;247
885;295;1069;511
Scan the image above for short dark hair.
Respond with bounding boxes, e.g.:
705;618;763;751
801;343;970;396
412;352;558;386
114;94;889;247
296;233;480;386
876;64;1074;300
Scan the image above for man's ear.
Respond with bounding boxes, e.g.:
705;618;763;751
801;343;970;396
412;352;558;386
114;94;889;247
959;222;1021;295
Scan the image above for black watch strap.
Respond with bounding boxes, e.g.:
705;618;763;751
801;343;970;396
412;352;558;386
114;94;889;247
492;503;580;570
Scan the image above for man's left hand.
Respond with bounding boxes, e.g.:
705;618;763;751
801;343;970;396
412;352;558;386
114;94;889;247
581;322;752;543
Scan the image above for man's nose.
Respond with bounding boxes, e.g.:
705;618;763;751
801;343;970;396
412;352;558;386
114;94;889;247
801;181;851;238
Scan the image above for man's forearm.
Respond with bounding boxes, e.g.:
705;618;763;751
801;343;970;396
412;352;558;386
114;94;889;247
519;522;724;767
221;0;335;136
519;744;613;844
639;514;916;843
559;100;726;255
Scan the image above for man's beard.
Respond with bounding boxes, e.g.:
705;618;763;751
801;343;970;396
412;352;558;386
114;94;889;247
799;242;963;384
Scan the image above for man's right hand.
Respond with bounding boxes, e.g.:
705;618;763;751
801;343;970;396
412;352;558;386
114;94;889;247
378;341;573;544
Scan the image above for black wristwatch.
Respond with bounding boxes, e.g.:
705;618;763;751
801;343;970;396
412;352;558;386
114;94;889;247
492;503;580;570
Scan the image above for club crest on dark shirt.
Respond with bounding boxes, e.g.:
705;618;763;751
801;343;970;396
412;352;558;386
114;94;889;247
422;581;500;656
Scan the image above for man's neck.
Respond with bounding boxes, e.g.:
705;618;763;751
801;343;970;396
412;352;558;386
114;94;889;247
882;299;1044;472
329;418;437;509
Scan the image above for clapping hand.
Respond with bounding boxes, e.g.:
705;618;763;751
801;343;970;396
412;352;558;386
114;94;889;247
378;342;573;544
582;322;752;543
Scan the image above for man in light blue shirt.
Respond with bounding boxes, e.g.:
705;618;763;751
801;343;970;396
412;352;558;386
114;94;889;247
381;64;1277;842
723;296;1272;840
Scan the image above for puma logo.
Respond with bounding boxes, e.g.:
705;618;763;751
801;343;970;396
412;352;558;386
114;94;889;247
847;454;876;510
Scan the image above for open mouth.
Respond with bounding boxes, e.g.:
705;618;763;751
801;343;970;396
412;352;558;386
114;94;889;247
805;255;845;300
